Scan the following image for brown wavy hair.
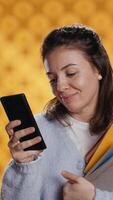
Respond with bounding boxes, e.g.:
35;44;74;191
41;24;113;135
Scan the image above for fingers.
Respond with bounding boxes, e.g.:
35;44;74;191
8;135;43;163
11;127;36;143
61;171;79;183
8;126;38;150
6;120;44;163
62;172;96;200
8;135;42;151
18;136;42;150
6;120;21;137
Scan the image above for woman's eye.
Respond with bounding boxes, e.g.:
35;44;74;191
49;79;57;86
67;72;77;77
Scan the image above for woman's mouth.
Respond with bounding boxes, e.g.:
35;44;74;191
60;93;77;102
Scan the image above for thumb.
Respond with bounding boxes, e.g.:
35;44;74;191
61;170;79;183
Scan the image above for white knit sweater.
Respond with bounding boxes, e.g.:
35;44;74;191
1;113;113;200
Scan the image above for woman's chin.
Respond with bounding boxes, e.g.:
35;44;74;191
64;104;82;114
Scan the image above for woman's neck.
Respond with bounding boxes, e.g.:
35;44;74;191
69;111;93;123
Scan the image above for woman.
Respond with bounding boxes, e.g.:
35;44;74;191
1;24;113;200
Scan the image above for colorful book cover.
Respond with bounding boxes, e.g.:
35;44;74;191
85;155;113;191
84;125;113;174
85;146;113;176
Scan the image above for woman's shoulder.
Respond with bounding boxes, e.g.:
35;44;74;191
34;112;52;125
34;112;67;145
34;112;46;121
34;112;58;130
34;112;66;133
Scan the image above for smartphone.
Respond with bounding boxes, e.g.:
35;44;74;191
0;93;47;151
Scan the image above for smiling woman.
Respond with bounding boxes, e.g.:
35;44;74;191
44;47;100;123
42;25;112;135
1;24;113;200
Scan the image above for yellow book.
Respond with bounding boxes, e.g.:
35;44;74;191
84;125;113;174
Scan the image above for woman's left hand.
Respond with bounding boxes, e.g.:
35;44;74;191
62;171;95;200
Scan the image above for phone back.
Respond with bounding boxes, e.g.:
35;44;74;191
0;93;47;151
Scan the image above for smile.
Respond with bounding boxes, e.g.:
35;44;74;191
60;93;77;102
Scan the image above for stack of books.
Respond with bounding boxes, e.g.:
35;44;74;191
84;125;113;191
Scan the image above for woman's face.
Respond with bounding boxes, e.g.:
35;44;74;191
44;47;101;121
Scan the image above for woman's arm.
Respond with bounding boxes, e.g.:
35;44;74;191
1;120;44;200
1;158;42;200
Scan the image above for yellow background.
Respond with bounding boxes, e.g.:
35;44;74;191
0;0;113;185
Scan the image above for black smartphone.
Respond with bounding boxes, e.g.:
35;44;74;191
0;93;47;151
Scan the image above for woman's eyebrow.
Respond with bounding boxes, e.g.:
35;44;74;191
61;63;77;70
46;63;77;75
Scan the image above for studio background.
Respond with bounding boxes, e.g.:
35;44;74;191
0;0;113;186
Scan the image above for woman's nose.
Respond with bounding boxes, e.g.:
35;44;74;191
56;78;69;92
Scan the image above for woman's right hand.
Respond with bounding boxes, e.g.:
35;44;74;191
6;120;43;163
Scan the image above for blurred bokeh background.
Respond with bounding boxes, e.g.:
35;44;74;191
0;0;113;186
